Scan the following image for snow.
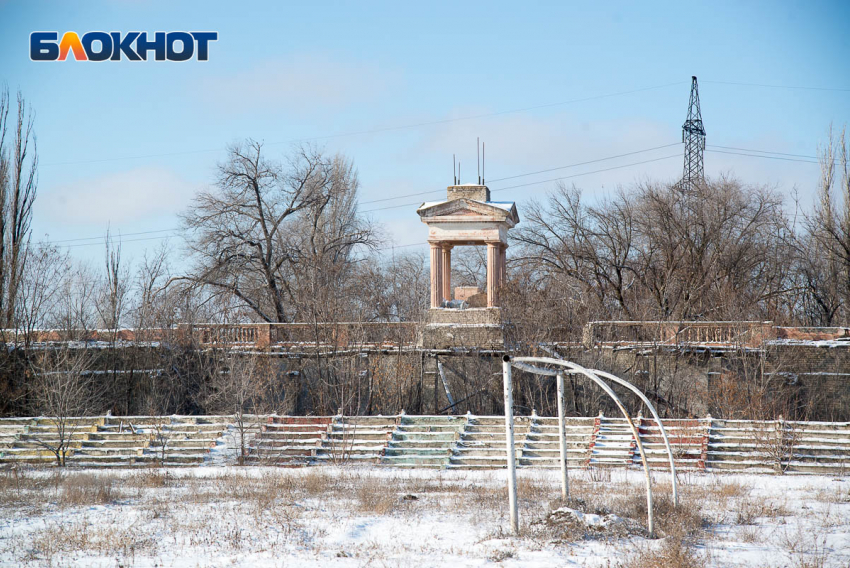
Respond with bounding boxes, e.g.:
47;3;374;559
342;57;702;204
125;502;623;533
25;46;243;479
1;467;849;567
419;200;516;211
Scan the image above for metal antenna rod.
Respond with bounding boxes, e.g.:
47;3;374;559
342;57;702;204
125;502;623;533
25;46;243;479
453;154;457;185
477;137;481;184
482;143;485;185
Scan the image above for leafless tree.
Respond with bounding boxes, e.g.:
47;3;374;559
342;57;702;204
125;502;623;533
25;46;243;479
514;184;638;320
29;347;97;466
800;125;850;325
133;241;172;330
181;141;377;323
515;178;792;324
50;261;99;336
96;229;129;330
200;352;268;465
15;241;71;346
0;87;38;330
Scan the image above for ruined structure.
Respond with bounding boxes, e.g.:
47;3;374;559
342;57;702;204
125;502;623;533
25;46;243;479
416;184;519;348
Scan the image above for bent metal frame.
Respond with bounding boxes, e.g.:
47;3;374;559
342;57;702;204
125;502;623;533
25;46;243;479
500;355;680;536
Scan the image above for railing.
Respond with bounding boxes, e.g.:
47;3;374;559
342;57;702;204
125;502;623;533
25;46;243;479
178;322;419;349
583;321;776;348
7;322;850;351
0;323;419;350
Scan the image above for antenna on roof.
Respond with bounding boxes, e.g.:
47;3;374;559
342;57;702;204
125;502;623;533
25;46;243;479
453;154;457;185
458;161;461;184
477;137;481;185
482;142;485;185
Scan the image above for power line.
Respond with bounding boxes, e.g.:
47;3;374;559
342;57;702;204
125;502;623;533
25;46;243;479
705;149;819;164
45;142;832;249
49;227;179;244
707;144;823;160
361;154;682;213
374;242;427;253
49;144;685;247
360;142;682;205
485;142;682;183
491;154;682;193
50;153;681;247
702;80;850;92
38;79;849;169
63;234;177;249
41;81;685;168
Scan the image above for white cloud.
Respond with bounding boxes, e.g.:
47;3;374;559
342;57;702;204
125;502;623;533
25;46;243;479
40;167;199;226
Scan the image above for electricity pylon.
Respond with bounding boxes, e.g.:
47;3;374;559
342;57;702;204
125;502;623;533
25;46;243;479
681;76;706;191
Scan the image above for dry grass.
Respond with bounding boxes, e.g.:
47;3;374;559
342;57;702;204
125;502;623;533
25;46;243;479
621;536;708;568
1;467;848;567
354;476;399;515
59;473;119;508
780;523;831;568
21;516;158;564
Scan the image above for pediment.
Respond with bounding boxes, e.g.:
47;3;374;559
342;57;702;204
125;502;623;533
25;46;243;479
417;198;519;224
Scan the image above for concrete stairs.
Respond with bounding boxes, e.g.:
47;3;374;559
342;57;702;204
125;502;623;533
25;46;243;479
635;418;708;471
139;416;228;466
70;417;153;466
0;417;101;464
448;415;531;469
588;417;635;467
381;415;467;468
706;419;850;474
1;414;848;474
0;417;33;452
520;416;595;469
316;415;397;464
248;416;333;466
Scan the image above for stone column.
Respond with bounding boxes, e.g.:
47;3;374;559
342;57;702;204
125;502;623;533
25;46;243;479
499;244;507;288
486;242;499;307
430;241;443;308
442;245;453;304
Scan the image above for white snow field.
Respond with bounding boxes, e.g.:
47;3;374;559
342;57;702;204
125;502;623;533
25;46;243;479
0;466;848;567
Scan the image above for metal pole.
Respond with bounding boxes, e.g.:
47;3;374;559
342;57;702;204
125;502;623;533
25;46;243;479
502;355;519;534
556;372;569;500
513;357;655;536
591;369;678;506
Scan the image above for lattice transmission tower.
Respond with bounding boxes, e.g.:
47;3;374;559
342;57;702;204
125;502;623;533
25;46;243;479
681;76;706;191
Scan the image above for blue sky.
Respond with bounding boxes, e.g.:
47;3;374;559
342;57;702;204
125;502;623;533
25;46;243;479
0;1;848;266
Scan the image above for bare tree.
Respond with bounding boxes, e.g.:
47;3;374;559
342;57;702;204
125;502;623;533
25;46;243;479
200;352;267;465
96;229;129;330
15;241;71;346
51;261;99;336
513;184;638;320
515;178;792;323
801;125;850;325
181;141;375;323
0;87;39;330
29;347;97;466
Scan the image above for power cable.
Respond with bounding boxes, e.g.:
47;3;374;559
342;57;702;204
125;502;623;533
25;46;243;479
41;81;684;167
45;142;833;248
705;149;818;164
360;142;682;205
361;154;682;213
702;80;850;92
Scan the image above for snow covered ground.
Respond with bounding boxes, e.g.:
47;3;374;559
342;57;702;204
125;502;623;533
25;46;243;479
0;466;848;567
